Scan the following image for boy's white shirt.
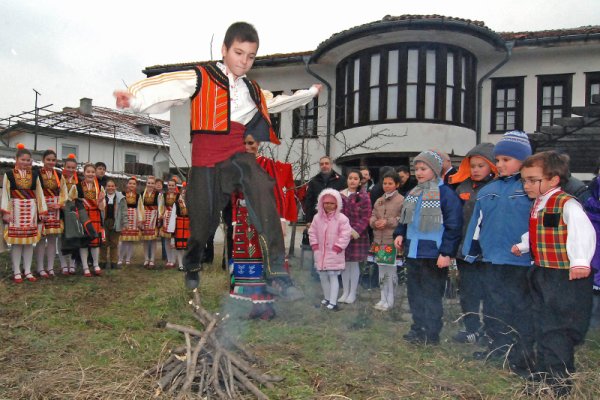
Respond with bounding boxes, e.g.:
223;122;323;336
514;187;596;268
127;62;318;118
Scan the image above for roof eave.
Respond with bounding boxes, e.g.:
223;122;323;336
311;19;506;62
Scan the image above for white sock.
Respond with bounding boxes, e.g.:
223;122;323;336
328;274;340;306
46;235;57;271
319;271;331;301
90;247;100;268
80;248;89;271
11;244;23;275
22;245;34;275
347;261;360;302
35;238;46;272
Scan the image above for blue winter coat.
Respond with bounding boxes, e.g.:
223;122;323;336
393;181;463;259
461;174;532;267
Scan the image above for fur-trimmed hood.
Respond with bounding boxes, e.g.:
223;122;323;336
316;188;343;218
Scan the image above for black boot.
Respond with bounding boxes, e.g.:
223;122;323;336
185;271;200;289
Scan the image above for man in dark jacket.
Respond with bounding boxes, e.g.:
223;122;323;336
304;156;346;225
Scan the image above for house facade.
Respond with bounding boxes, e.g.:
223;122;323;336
142;15;600;181
0;98;171;178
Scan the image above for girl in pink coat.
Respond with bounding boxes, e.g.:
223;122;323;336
308;188;352;311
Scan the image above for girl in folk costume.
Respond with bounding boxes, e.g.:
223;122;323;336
308;188;352;311
160;178;178;269
369;172;404;311
228;134;291;320
167;180;190;271
35;149;64;278
100;179;128;269
339;170;372;304
66;163;106;276
58;154;80;274
1;144;47;283
139;176;163;269
119;177;142;266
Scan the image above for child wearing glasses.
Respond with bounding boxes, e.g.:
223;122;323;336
511;151;595;396
462;130;534;377
308;188;352;311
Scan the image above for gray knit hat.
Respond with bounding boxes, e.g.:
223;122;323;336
413;150;444;177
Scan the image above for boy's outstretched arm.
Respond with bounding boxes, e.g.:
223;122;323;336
264;84;322;114
114;69;198;114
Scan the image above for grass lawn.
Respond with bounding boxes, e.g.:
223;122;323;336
0;246;599;399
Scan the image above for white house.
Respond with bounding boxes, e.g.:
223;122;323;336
141;15;600;181
0;98;171;178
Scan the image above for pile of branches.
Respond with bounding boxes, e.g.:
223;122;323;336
146;291;282;399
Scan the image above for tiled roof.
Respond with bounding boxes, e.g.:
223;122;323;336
142;16;599;73
4;106;170;147
499;25;600;40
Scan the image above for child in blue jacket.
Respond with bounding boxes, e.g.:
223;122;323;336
462;130;534;377
394;150;463;345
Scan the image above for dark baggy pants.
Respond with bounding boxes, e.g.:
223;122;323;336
457;259;490;334
484;263;535;368
184;152;286;278
529;267;593;377
406;258;449;339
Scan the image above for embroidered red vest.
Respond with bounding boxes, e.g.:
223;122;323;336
529;191;571;269
190;64;279;145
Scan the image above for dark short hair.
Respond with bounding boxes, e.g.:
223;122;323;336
224;22;259;49
382;171;401;185
396;165;410;174
42;149;57;159
95;161;107;169
522;151;569;187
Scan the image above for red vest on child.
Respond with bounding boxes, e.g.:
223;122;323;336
529;190;571;269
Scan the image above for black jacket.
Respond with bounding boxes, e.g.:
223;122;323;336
303;171;346;222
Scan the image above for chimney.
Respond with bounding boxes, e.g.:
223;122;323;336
79;98;93;115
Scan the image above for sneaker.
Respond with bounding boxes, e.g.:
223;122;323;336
453;330;480;344
326;303;340;311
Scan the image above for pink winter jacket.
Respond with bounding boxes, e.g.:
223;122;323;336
308;188;352;271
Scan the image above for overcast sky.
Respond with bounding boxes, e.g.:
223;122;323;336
1;0;599;121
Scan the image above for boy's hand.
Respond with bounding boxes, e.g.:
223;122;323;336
114;90;132;109
394;236;403;250
311;84;323;94
569;267;591;280
437;255;451;269
511;245;522;256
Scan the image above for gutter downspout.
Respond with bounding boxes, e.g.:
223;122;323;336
476;41;513;144
303;55;332;156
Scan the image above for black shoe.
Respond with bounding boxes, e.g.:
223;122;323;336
452;330;480;344
403;329;426;344
266;277;304;301
326;303;339;311
184;271;200;289
509;363;533;379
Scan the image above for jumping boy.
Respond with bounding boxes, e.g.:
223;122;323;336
462;131;535;376
512;151;595;396
115;22;320;296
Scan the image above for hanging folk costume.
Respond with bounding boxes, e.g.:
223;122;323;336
229;156;293;319
121;59;318;293
119;185;142;266
35;165;64;278
1;146;47;283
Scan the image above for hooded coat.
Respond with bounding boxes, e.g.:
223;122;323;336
308;188;352;271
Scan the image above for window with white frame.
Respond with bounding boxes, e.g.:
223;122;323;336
490;77;524;133
125;153;138;164
537;74;573;131
335;43;476;131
